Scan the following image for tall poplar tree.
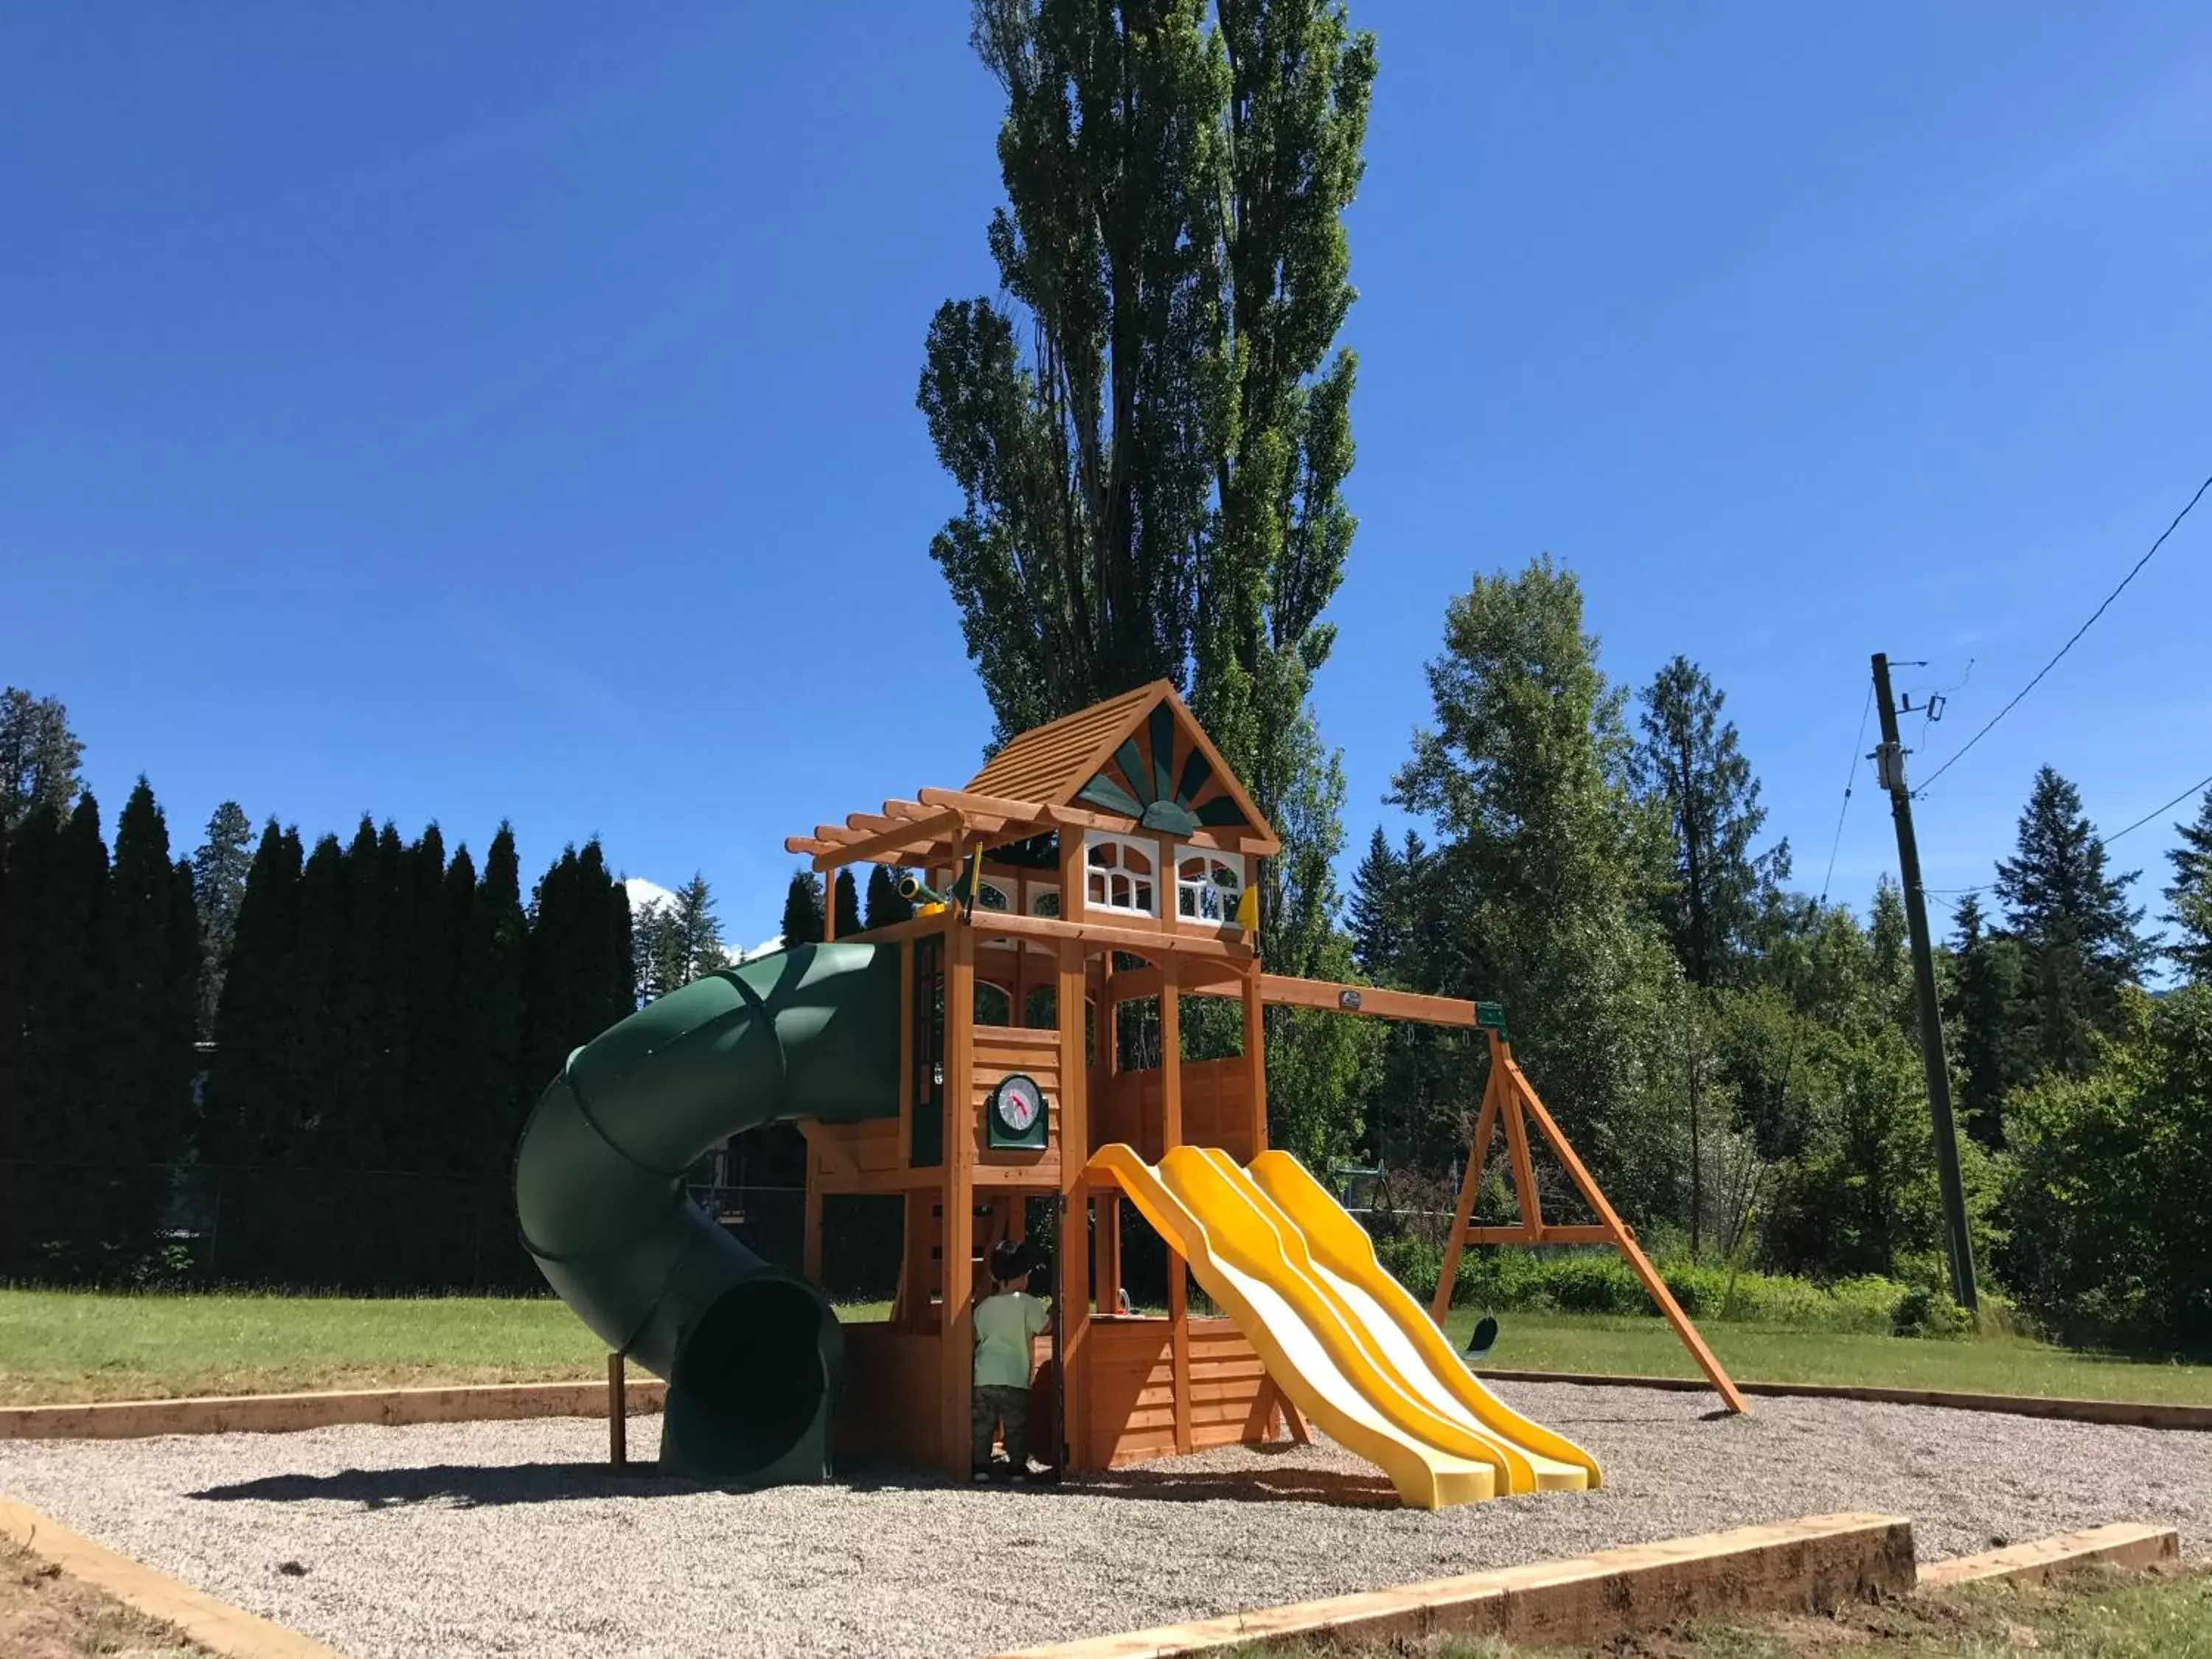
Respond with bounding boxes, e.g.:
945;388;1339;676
919;0;1377;1158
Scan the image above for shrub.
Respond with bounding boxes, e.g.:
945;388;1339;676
1374;1234;1442;1304
1891;1284;1971;1339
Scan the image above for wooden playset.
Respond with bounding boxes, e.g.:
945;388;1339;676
771;681;1745;1481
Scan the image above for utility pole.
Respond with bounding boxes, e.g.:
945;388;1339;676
1870;653;1978;1312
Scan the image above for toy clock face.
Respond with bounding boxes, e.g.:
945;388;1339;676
987;1073;1048;1149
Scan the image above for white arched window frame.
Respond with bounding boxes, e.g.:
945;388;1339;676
974;876;1013;913
1021;880;1062;953
1084;832;1158;918
1176;848;1246;926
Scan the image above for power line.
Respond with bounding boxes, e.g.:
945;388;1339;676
1818;686;1874;907
1739;686;1877;1253
1915;468;2212;798
1913;763;2212;909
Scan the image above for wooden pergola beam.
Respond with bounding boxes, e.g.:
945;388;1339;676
805;808;966;872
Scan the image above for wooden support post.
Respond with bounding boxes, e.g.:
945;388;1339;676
1495;1044;1749;1414
938;919;978;1477
1095;1191;1122;1315
1242;959;1267;1155
1168;1262;1194;1454
1500;1060;1543;1232
606;1352;627;1470
823;866;838;942
1055;935;1093;1470
1430;1071;1500;1324
801;1164;824;1287
894;1192;933;1328
1161;953;1183;1151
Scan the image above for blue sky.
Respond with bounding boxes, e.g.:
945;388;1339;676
4;4;2208;955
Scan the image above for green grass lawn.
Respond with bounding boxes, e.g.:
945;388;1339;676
0;1289;891;1407
1;1287;2206;1408
1437;1308;2212;1405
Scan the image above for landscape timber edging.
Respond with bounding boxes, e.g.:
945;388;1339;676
1473;1368;2212;1433
0;1377;667;1441
1916;1522;2181;1590
990;1512;1916;1658
0;1495;344;1659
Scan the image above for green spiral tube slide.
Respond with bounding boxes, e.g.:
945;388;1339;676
514;942;902;1484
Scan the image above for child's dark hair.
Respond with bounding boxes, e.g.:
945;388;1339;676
988;1238;1034;1286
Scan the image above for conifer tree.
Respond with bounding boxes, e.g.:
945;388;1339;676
1346;827;1410;980
1948;894;2025;1147
780;870;824;949
667;872;726;982
1994;766;2151;1077
37;795;111;1273
0;803;67;1273
0;825;19;1154
2164;786;2212;984
456;826;526;1180
206;822;305;1169
833;869;863;940
1633;657;1786;987
864;865;914;931
103;780;200;1257
0;688;85;834
321;818;385;1169
289;833;349;1162
580;840;636;1032
189;802;254;1037
400;826;458;1174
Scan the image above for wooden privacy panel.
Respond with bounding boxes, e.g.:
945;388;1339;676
835;1325;942;1465
971;1023;1063;1184
1084;1315;1268;1468
1095;1057;1253;1162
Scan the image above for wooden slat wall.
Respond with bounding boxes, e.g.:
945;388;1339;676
1094;1057;1252;1162
1084;1316;1268;1468
971;1023;1062;1183
835;1325;942;1466
809;1120;908;1193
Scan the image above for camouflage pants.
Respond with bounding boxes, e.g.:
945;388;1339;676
972;1383;1030;1469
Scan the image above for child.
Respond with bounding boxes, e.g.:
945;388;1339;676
973;1238;1050;1481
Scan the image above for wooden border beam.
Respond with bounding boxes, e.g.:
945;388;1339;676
990;1514;1916;1659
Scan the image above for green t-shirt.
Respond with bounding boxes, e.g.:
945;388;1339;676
973;1290;1050;1388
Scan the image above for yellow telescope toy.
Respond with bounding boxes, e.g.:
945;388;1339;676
896;873;950;917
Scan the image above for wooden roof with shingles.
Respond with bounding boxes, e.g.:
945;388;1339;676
970;680;1275;852
967;682;1164;804
784;681;1276;872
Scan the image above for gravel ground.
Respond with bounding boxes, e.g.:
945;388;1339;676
1;1382;2207;1659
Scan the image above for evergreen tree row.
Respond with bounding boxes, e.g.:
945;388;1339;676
0;686;639;1288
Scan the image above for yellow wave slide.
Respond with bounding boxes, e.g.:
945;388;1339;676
1086;1142;1599;1510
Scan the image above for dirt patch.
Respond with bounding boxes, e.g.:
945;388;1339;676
0;1539;210;1659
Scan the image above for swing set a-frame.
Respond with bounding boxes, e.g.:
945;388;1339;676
1426;1004;1749;1416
